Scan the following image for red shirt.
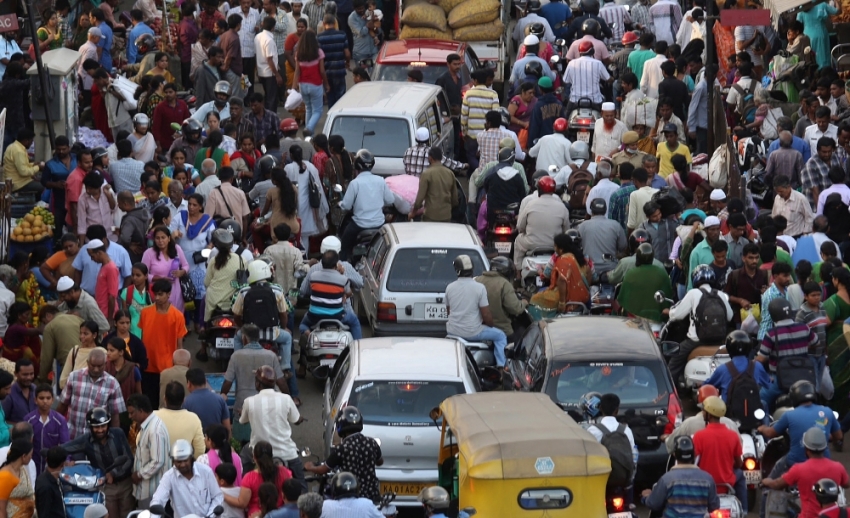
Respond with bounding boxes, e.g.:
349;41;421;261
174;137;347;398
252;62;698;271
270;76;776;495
693;422;742;490
152;99;192;151
783;458;849;518
197;10;224;32
95;261;119;321
64;167;87;226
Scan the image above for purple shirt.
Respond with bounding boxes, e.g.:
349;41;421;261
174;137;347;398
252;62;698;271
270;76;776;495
2;382;36;423
25;409;69;475
179;18;199;63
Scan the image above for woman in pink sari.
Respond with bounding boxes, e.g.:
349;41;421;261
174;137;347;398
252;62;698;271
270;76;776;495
141;226;189;312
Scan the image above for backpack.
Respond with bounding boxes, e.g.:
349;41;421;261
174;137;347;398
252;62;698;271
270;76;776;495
598;421;634;487
651;186;685;217
242;283;281;330
567;167;594;211
776;355;817;391
733;81;758;124
693;289;727;343
725;360;764;431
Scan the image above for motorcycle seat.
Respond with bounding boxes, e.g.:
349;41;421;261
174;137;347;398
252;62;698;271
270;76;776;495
447;335;493;349
357;228;381;242
688;345;727;361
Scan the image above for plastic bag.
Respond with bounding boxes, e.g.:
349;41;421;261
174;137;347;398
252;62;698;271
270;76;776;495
821;364;835;400
285;89;303;111
741;311;760;336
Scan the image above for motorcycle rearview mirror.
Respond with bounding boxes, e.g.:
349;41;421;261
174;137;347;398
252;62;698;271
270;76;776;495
754;408;766;421
149;505;167;516
304;136;313;143
462;508;478;517
549;55;560;66
333;184;344;193
835;411;840;419
212;506;224;517
300;447;312;457
608;63;617;72
653;291;666;304
555;38;566;47
261;145;267;154
655;416;669;428
660;341;680;358
429;406;443;424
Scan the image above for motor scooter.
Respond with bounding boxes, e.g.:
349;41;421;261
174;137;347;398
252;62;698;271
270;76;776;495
568;97;600;145
193;249;240;367
62;456;128;518
486;203;519;258
146;503;224;518
304;319;353;382
520;247;554;298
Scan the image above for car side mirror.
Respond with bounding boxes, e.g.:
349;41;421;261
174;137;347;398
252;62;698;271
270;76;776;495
429;406;442;424
660;341;680;358
462;508;477;517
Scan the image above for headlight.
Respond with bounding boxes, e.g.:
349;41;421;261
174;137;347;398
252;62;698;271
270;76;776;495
309;333;321;350
338;334;350;349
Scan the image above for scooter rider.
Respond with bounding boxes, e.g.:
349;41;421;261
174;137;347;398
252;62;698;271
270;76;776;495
446;255;509;367
566;0;613;41
663;264;734;384
123;33;158;83
562;41;611;115
813;478;850;518
475;257;528;341
617;242;674;321
320;472;383;518
168;119;204;163
519;23;555;62
513;0;556;44
510;34;555;94
603;229;664;284
664;385;740;453
482;147;526;231
339;149;395;262
515;176;570;271
192;80;233;127
304;406;384;504
402;127;466;176
704;330;771;406
150;439;224;518
581;198;627;275
692;396;748;511
642;436;720;516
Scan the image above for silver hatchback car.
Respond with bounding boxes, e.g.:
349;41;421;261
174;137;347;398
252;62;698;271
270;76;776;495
322;337;481;507
355;222;489;337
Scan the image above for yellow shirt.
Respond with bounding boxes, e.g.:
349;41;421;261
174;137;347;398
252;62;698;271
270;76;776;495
3;141;40;191
153;408;206;459
146;68;176;84
655;142;692;178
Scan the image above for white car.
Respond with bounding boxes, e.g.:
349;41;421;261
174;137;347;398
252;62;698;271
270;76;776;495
322;337;481;507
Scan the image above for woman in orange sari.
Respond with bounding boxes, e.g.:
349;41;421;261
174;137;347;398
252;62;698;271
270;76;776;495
530;232;592;313
0;439;35;518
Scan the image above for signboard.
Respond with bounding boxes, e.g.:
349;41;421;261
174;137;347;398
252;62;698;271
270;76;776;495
0;15;19;33
720;8;771;26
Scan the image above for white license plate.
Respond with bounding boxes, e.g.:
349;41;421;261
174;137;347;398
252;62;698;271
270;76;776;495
745;470;761;484
494;241;512;253
65;497;95;505
216;337;234;349
609;513;631;518
424;303;448;320
578;131;590;142
320;358;336;367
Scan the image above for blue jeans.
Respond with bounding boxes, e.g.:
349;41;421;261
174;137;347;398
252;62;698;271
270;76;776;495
462;326;508;366
233;329;293;369
299;309;362;340
300;82;324;133
760;375;784;414
327;76;346;107
733;468;747;511
465;137;479;171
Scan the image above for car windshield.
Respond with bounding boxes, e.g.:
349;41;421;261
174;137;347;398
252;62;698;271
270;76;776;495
349;380;465;426
545;361;668;407
374;65;444;84
386;248;486;293
328;116;411;158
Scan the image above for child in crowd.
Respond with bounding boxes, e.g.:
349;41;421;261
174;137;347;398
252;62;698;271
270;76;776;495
710;240;733;290
25;383;69;475
214;463;243;518
796;280;829;388
787;260;812;311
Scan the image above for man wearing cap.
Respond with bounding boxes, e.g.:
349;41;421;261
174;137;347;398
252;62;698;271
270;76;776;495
56;277;109;335
581;199;627;274
280;118;315;162
593;103;628;158
763;427;849;518
77;28;102;93
709;189;728;219
86;239;120;330
693;396;747;510
510;35;555;91
566;27;611;62
687;216;723;289
563;43;610;115
461;69;500;171
611;131;646;177
528;76;567;146
403;127;466;177
529;118;574;172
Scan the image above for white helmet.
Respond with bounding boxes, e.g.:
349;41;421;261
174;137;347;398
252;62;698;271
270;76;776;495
133;113;150;127
171;439;193;461
321;236;342;253
570;141;590;161
415;127;430;142
247;260;272;285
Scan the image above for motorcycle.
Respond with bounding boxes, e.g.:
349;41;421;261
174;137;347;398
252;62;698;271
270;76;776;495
62;456;128;518
332;184;383;264
486;203;519;258
147;504;224;518
304;319;353;382
568;97;600;145
300;445;397;510
714;484;746;518
520;247;554;298
606;485;636;518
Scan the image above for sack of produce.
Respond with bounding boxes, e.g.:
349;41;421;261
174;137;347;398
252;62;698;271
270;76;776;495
438;0;466;14
448;0;499;28
399;25;454;40
400;2;449;32
452;19;504;41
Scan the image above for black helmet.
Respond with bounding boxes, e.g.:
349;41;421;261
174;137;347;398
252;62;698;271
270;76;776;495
580;0;600;14
498;147;516;164
490;256;515;280
135;33;156;54
790;380;817;406
814;479;841;506
691;264;716;289
330;472;360;499
335;406;364;436
768;298;793;324
91;147;108;165
673;436;695;463
453;254;474;277
529;22;545;36
182;118;203;143
218;218;243;242
628;229;651;253
212;228;234;250
524;60;543;79
581;19;601;40
256;155;278;179
635;242;654;266
565;228;582;248
354;149;375;171
725;330;752;357
527;0;542;11
87;407;111;427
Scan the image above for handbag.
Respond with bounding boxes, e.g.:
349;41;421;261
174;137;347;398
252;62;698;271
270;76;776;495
305;168;321;209
173;258;196;302
213;185;235;226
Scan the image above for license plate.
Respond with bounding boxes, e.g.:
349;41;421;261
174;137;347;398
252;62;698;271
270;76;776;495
65;497;95;505
380;482;428;496
495;241;512;253
424;303;447;320
216;337;234;349
745;470;761;484
578;131;590;142
609;513;632;518
320;358;336;367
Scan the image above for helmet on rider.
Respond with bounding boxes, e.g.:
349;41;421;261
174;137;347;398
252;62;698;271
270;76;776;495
182;118;203;143
814;479;841;507
498;147;516;164
418;486;451;510
247;260;272;284
135;33;155;54
415;127;430;143
570;141;590;161
578;40;595;56
789;380;817;407
581;17;601;38
724;330;752;357
697;385;720;407
335;406;364;436
564;228;582;248
490;256;515;280
529;22;545;36
330;472;360;499
802;427;829;452
589;198;606;216
524;60;543;79
499;107;511;128
218;218;243;243
321;236;342;253
256;155;278;180
538;176;557;194
212;228;234;250
280;118;299;133
527;0;542;12
453;255;474;277
691;264;716;289
635;242;654;266
580;392;602;418
133;113;150;129
171;439;194;461
553;117;568;133
87;407;110;428
91;147;109;164
702;396;727;418
354;149;375;171
213;81;231;103
622;30;639;46
580;0;600;14
628;229;651;253
767;298;793;324
673;436;695;463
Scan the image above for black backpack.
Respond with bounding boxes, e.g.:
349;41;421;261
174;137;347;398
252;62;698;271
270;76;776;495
694;289;727;344
598;422;634;487
725;360;763;431
242;283;281;330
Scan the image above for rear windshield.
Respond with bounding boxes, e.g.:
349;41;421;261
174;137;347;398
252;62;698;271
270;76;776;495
545;361;669;407
386;248;486;293
349;380;465;426
328;116;411;158
374;65;444;84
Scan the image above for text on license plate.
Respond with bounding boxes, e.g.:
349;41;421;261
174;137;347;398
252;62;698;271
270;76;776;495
65;497;95;505
609;513;632;518
424;303;448;320
744;470;761;484
216;337;235;349
495;241;512;253
320;358;336;367
578;131;590;142
381;482;427;496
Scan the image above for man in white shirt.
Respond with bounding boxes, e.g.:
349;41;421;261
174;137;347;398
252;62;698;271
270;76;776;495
593;103;629;158
640;42;668;99
254;16;283;112
648;0;682;45
562;41;610;112
150;440;223;518
773;175;814;238
528;118;574;171
804;106;839;158
816;165;850;215
284;0;309;37
0;267;17;338
726;62;763;121
78;28;102;92
227;0;260;83
585;393;639;482
626;168;658;230
585;161;619;215
194;159;222;201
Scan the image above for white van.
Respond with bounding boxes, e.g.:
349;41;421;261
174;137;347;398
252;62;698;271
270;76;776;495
322;82;456;176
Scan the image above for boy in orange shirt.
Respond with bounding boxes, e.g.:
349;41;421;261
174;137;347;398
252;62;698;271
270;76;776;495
138;278;187;409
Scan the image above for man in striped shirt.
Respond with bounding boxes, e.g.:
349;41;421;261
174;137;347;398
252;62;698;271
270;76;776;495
129;394;171;509
642;436;720;518
298;250;361;339
599;0;631;46
461;69;500;171
562;41;610;113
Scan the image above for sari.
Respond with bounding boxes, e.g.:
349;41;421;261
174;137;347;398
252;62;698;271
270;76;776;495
36;27;62;51
827;295;850;413
530;253;590;311
507;94;536;135
131;132;157;163
1;324;40;374
0;467;34;518
194;147;231;174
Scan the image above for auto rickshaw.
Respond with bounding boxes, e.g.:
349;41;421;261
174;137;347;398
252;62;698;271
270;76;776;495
432;392;611;517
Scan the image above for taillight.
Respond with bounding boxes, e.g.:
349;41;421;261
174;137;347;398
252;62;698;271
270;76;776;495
573;117;593;126
216;318;234;328
712;510;731;518
612;497;624;511
744;457;757;471
377;302;397;322
667;392;683;430
494;226;512;235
